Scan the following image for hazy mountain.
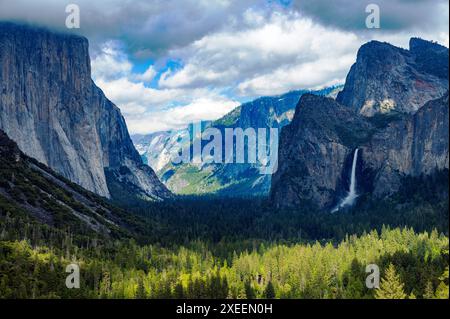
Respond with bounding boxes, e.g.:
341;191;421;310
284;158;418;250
134;87;342;196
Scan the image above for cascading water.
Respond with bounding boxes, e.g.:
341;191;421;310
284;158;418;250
332;148;359;213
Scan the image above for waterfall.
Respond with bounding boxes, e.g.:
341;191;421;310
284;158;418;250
332;148;359;213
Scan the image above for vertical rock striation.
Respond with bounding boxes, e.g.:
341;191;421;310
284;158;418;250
361;92;449;198
0;22;171;200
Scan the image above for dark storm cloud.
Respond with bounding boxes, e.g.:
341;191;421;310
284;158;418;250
0;0;261;58
290;0;449;31
0;0;447;58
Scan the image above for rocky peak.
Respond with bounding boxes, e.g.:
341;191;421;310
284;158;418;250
337;38;448;116
409;37;449;80
409;37;448;56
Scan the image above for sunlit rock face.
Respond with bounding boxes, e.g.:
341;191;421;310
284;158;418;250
0;22;171;201
337;38;448;116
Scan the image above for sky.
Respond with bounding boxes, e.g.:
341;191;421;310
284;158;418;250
0;0;448;134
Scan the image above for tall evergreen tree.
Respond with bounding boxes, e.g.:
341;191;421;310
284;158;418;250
220;276;229;299
435;267;449;299
100;271;111;298
174;282;184;299
135;279;147;299
264;281;276;299
423;281;435;299
244;280;256;299
375;264;407;299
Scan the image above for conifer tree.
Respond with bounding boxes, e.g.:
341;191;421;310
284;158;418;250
264;281;276;299
244;280;256;299
375;264;407;299
220;276;229;299
435;267;449;299
174;282;184;299
423;281;435;299
100;271;111;298
135;279;147;299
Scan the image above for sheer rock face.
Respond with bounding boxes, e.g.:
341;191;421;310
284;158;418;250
271;92;449;210
270;94;371;209
362;92;449;198
272;38;448;210
337;38;448;116
0;22;170;200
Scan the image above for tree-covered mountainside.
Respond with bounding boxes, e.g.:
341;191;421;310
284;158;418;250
0;129;154;245
4;121;446;249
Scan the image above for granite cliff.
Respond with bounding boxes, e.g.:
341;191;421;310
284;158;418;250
272;38;449;210
0;23;170;201
337;38;448;116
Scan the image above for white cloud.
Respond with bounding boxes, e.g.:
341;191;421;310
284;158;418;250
158;8;448;97
158;10;362;96
91;41;133;80
133;66;157;82
95;77;180;110
92;44;239;133
96;74;240;133
89;6;448;134
125;97;239;134
238;54;356;96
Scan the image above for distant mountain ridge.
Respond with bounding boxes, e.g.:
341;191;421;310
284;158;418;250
0;22;171;202
134;86;342;196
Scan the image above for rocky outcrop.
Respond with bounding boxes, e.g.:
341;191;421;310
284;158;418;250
362;92;449;198
270;94;372;208
271;92;449;210
272;38;448;210
0;22;170;200
337;38;448;116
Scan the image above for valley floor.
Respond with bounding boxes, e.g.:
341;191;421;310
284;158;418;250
0;227;448;299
